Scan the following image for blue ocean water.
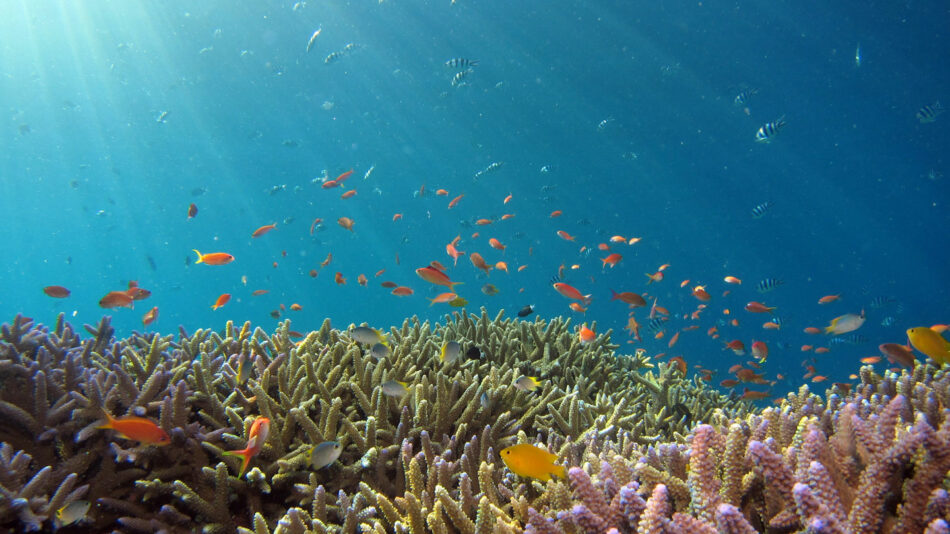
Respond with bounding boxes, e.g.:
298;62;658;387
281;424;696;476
1;1;946;398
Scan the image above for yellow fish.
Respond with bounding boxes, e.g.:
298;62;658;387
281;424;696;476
907;327;950;366
500;443;566;481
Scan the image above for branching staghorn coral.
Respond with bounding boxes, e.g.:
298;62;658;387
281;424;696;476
1;309;749;532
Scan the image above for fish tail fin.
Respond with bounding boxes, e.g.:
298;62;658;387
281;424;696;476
610;289;619;300
223;448;252;476
192;249;204;264
451;281;464;289
96;409;115;430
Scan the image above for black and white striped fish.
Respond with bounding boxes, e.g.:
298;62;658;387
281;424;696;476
869;296;896;308
445;58;478;68
755;116;786;143
751;201;774;219
829;333;869;345
755;278;784;293
451;69;473;87
734;88;758;106
916;101;944;123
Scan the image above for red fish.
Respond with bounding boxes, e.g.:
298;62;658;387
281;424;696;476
223;417;270;476
391;286;414;296
556;230;575;241
310;218;323;235
335;272;346;285
553;283;591;305
550;210;563;218
251;224;277;238
334;169;354;184
341;190;357;199
43;285;71;298
125;281;151;301
188;203;198;219
751;341;768;361
98;411;170;445
578;325;595;344
878;343;916;368
448;194;465;209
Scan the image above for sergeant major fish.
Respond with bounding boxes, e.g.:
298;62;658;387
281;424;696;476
917;101;944;123
445;58;478;68
755;116;786;143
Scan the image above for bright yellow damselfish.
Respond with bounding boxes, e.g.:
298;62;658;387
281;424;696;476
500;443;566;481
907;327;950;366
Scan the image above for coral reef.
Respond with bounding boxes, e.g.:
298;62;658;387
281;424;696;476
0;310;743;532
3;310;947;532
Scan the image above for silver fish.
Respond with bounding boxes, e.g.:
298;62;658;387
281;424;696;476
441;341;461;363
381;380;409;397
306;28;322;53
311;441;342;469
55;500;91;527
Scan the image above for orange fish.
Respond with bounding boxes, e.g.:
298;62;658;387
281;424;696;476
322;179;339;189
99;291;134;309
43;285;71;298
223;416;270;476
290;303;303;311
569;302;587;313
251;224;277;238
668;331;680;348
724;340;745;355
416;266;462;289
517;264;528;272
609;235;626;243
598;243;610;251
803;327;822;334
550;210;563;218
818;294;840;304
610;290;646;307
446;242;465;266
125;281;151;301
811;375;828;383
744;301;775;313
436;189;449;196
337;217;355;231
860;356;882;364
375;269;386;277
489;238;506;251
645;271;664;284
495;261;509;273
340;189;357;199
142;306;159;328
212;294;231;310
556;230;575;241
334;169;354;183
335;272;346;285
501;213;515;220
188;203;198;219
762;321;781;330
553;282;591;305
476;219;494;226
429;292;458;306
723;276;742;285
741;389;770;400
393;213;403;222
391;286;414;296
429;261;448;272
503;193;512;204
578;325;596;344
692;286;711;302
193;249;234;265
814;347;831;354
751;341;768;361
628;237;642;245
448;194;465;209
321;253;333;268
98;411;170;445
801;345;813;351
357;274;368;286
669;356;687;374
601;253;622;269
469;253;492;275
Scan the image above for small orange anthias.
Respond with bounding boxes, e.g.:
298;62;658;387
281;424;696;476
223;417;271;476
98;410;171;446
